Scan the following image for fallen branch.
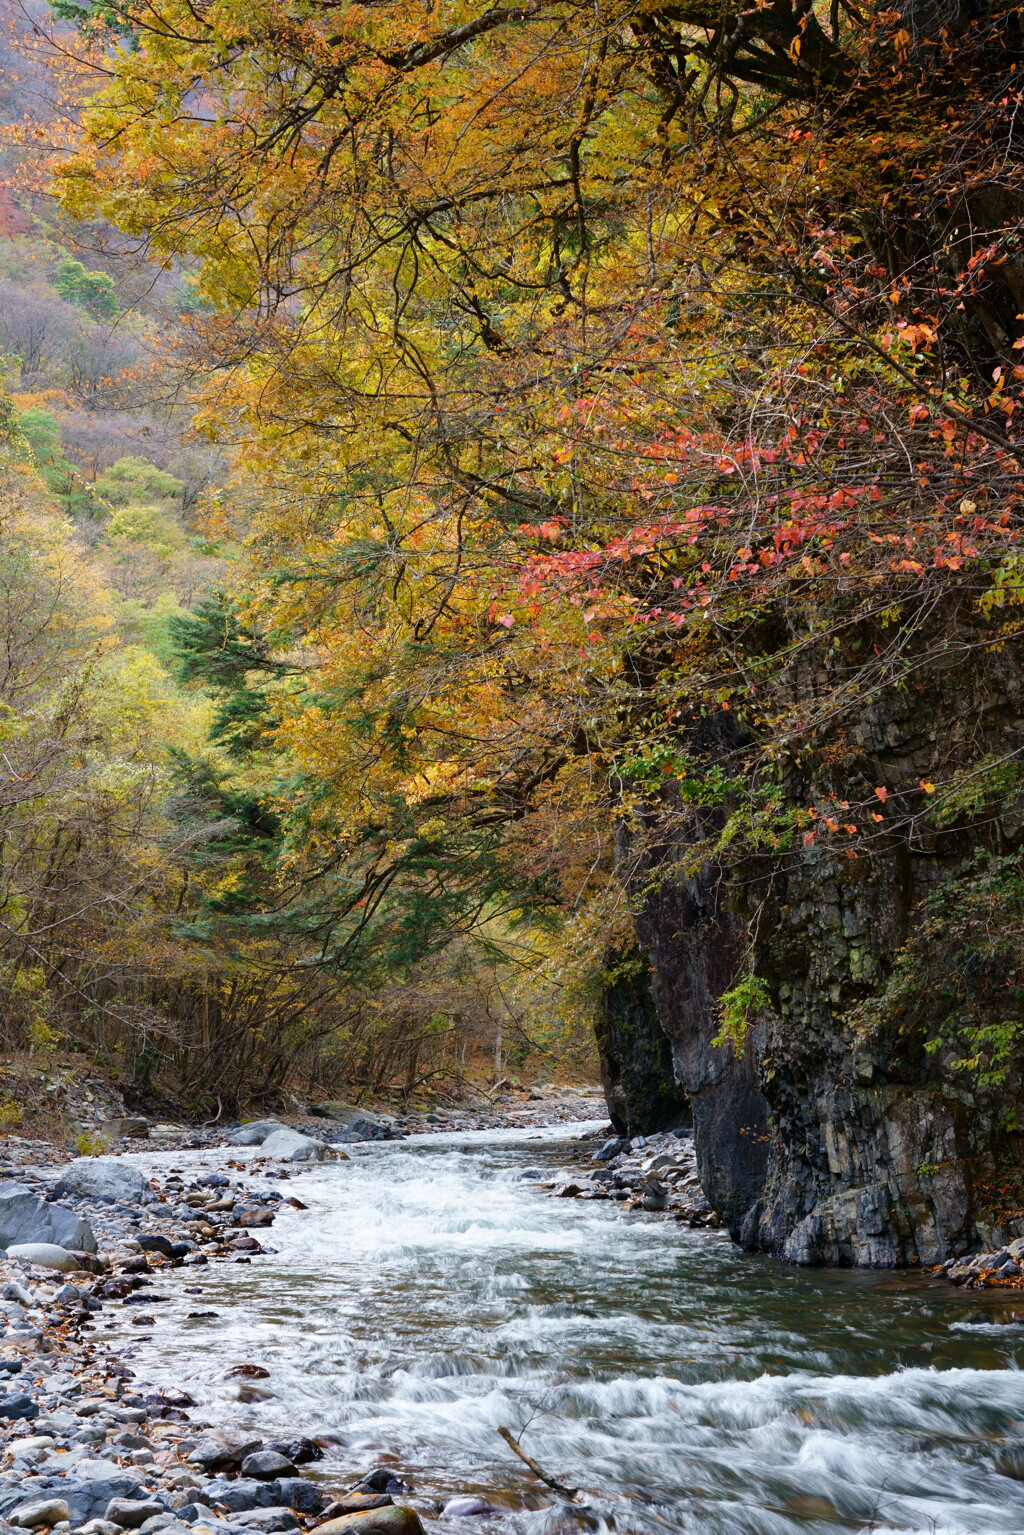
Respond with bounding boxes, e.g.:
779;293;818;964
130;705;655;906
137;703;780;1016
497;1425;578;1500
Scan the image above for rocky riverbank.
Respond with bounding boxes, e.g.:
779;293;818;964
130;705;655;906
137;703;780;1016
0;1091;618;1535
528;1125;721;1227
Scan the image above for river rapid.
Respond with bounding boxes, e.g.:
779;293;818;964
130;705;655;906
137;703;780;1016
113;1123;1024;1535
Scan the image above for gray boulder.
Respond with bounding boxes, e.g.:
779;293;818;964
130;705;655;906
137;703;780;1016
227;1121;285;1147
101;1118;150;1140
104;1500;165;1528
9;1499;70;1528
6;1242;86;1273
0;1475;141;1524
259;1128;331;1162
234;1513;298;1533
0;1182;97;1254
240;1452;295;1481
56;1159;149;1205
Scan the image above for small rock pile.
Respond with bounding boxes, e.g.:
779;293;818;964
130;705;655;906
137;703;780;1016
535;1127;720;1226
943;1237;1024;1289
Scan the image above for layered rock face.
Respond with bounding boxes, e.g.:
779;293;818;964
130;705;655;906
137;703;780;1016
630;832;770;1241
594;954;690;1137
624;649;1024;1267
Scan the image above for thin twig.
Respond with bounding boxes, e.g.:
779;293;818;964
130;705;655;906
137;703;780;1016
497;1425;579;1500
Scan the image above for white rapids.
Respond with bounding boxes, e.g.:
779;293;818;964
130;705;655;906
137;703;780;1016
113;1124;1024;1535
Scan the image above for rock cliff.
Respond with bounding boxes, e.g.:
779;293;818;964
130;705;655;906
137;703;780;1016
621;644;1024;1267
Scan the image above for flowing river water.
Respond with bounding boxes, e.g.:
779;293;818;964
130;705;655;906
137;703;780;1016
113;1123;1024;1535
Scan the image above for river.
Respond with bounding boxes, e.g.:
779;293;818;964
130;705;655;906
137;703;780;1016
113;1123;1024;1535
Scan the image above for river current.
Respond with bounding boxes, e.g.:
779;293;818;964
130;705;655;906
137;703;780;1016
115;1123;1024;1535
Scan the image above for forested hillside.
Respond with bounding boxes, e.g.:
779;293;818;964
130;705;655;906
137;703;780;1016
2;0;1024;1261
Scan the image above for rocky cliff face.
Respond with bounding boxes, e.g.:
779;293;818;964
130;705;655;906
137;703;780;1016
624;650;1024;1267
594;953;690;1138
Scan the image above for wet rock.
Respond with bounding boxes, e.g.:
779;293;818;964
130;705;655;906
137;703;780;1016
259;1129;331;1163
240;1453;296;1481
6;1243;88;1274
188;1434;264;1472
232;1510;298;1532
137;1237;175;1259
104;1501;166;1529
202;1480;275;1513
17;1476;142;1524
226;1122;285;1148
273;1480;323;1515
353;1473;410;1497
0;1184;97;1254
592;1139;624;1163
320;1500;392;1520
315;1509;425;1535
265;1438;320;1466
442;1498;500;1517
9;1500;71;1527
56;1159;149;1204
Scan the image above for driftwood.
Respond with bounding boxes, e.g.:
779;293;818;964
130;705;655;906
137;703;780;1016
497;1425;578;1500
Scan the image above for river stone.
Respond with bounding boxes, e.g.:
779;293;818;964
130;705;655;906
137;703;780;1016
233;1511;298;1532
314;1510;425;1535
0;1393;38;1421
6;1242;88;1273
442;1498;501;1518
56;1159;149;1205
240;1452;296;1481
320;1500;392;1520
105;1501;166;1529
2;1476;142;1524
226;1122;284;1147
189;1434;263;1471
0;1182;97;1254
259;1128;331;1162
9;1499;71;1527
273;1480;324;1514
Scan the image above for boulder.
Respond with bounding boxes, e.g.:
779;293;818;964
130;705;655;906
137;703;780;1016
226;1121;285;1147
104;1500;166;1529
0;1182;97;1254
9;1499;71;1528
274;1480;324;1514
56;1159;149;1205
233;1511;298;1532
188;1434;263;1471
0;1475;141;1525
101;1118;150;1140
240;1452;296;1481
7;1242;88;1273
138;1235;174;1259
312;1101;372;1125
201;1479;275;1514
259;1128;331;1162
314;1510;425;1535
320;1500;392;1520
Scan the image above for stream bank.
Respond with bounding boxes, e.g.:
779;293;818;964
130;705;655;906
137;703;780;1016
2;1124;1024;1534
